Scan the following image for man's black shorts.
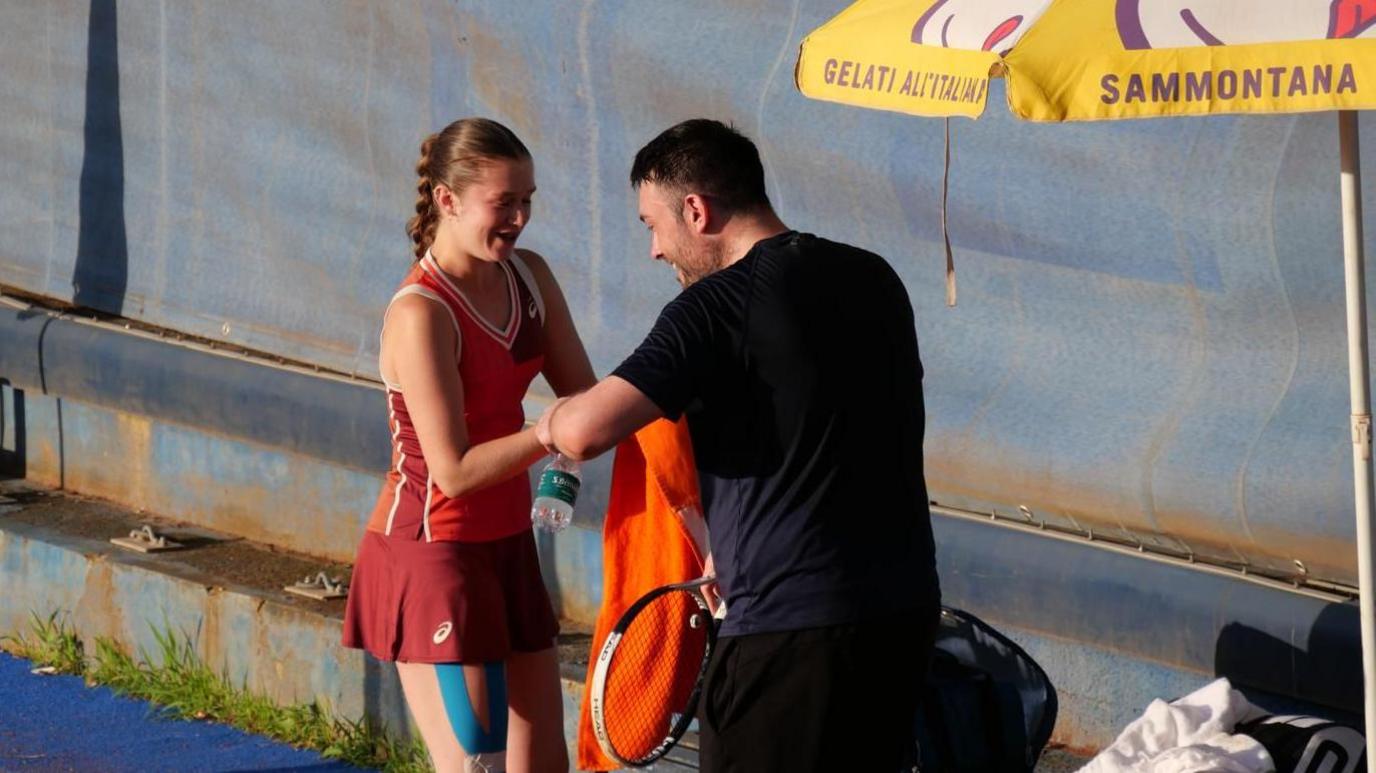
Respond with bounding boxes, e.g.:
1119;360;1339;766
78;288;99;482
697;610;940;772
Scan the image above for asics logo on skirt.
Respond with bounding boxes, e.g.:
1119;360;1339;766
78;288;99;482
433;621;453;644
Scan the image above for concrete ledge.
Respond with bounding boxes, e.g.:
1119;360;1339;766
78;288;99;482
0;483;695;769
0;512;406;732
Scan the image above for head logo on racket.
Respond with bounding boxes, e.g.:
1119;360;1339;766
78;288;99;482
589;576;721;767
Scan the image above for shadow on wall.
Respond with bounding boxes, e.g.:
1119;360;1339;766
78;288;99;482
72;0;128;314
1214;600;1362;720
21;313;65;489
0;380;25;480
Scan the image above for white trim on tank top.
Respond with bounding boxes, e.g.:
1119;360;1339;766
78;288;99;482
383;399;407;536
421;250;520;347
507;251;546;325
377;284;461;391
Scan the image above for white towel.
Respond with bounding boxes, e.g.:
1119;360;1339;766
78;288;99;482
1079;678;1275;773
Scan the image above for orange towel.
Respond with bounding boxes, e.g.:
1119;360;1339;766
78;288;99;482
576;417;705;772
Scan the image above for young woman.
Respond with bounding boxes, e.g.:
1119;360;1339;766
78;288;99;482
343;118;595;773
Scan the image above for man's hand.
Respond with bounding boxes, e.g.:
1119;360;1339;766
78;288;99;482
701;552;723;617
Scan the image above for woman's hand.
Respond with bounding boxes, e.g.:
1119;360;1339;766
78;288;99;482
535;397;571;452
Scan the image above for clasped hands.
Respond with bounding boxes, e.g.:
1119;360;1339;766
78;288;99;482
534;396;571;454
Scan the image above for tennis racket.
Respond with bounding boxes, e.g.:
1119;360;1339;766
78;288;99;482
589;575;720;767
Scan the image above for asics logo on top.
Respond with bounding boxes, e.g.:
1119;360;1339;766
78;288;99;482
433;621;453;644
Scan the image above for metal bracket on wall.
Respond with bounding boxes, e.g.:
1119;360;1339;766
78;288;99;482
1292;559;1309;588
286;572;348;601
110;525;183;553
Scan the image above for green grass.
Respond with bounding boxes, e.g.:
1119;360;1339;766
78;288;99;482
1;612;431;772
0;611;86;675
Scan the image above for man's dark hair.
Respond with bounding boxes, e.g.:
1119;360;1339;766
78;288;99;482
630;119;771;215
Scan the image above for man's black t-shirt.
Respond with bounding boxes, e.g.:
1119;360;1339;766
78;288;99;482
612;230;940;637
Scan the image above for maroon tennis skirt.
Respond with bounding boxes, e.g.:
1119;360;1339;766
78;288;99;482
341;528;559;664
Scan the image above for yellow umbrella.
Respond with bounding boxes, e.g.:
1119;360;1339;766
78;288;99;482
798;0;1376;120
797;0;1376;751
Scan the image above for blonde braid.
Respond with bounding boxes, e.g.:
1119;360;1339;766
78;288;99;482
405;133;440;261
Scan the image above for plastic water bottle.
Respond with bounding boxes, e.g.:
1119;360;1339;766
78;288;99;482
531;455;580;532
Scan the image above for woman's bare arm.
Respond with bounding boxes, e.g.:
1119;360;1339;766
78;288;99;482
383;294;547;498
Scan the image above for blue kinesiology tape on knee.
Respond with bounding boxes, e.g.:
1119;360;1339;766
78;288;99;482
435;662;508;755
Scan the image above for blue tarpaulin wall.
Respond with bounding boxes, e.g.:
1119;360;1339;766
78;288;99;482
1;1;1372;589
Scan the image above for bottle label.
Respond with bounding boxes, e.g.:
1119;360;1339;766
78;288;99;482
537;470;580;505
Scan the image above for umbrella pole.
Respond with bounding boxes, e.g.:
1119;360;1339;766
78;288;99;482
1339;109;1376;753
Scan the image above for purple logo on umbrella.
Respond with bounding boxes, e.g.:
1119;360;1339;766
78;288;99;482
1115;0;1376;49
910;0;1051;55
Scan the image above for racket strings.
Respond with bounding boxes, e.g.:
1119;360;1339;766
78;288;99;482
603;590;710;762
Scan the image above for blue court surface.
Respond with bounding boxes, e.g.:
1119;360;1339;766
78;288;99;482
0;651;363;772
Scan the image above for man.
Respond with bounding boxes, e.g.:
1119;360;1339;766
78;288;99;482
536;119;940;771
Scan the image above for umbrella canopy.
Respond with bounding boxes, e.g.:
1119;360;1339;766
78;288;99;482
797;0;1376;120
795;0;1376;758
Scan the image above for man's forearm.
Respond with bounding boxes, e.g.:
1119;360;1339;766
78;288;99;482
543;376;665;461
548;394;615;461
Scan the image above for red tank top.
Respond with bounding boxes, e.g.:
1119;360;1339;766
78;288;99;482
366;250;546;542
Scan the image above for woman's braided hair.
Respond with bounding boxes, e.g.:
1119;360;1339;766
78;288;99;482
406;118;531;261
